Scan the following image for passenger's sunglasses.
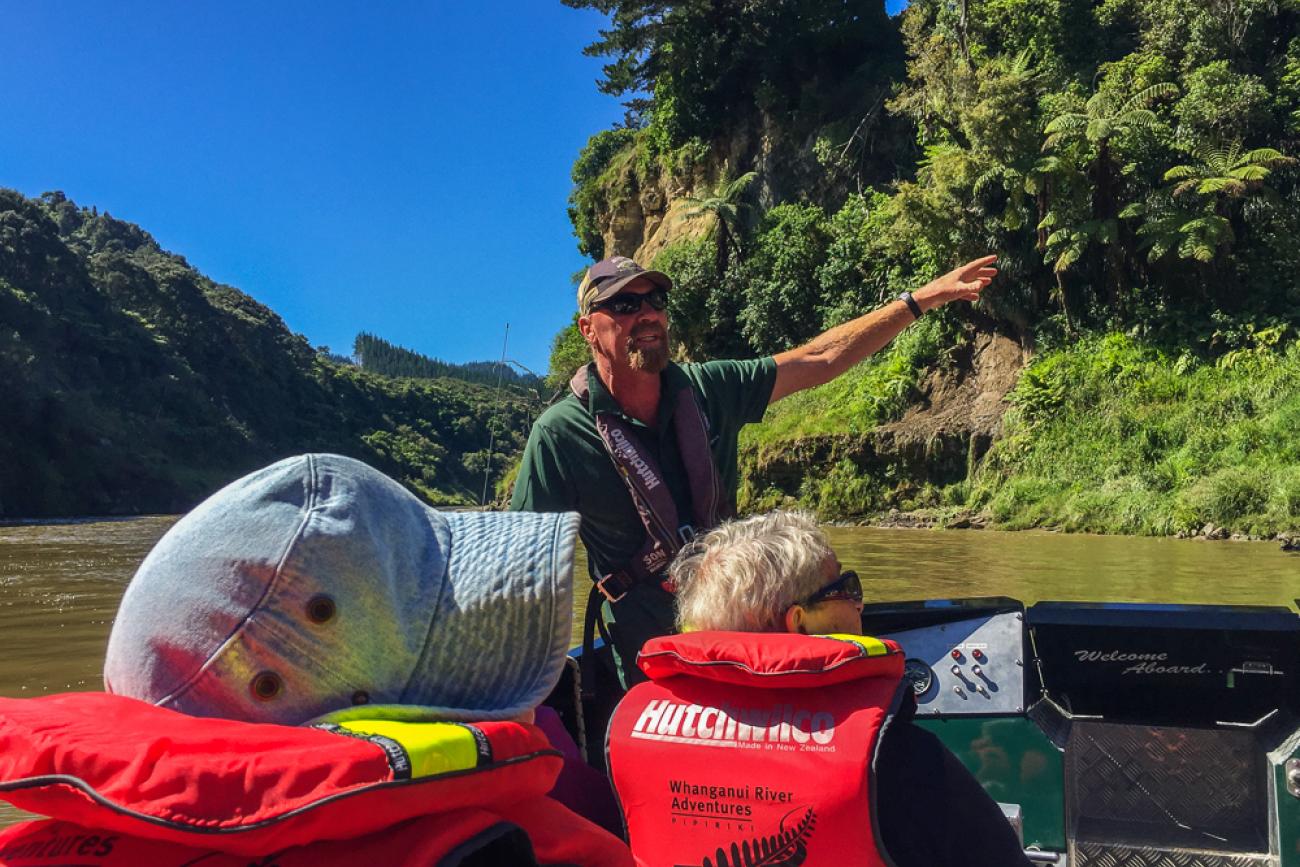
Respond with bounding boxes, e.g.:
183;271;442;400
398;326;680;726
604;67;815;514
798;570;863;607
592;287;669;316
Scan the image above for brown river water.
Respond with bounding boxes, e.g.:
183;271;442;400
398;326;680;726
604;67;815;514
1;515;1297;829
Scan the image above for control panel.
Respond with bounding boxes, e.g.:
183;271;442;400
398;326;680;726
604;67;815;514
862;598;1028;717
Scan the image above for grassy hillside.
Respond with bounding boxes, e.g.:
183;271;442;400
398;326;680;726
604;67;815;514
971;332;1300;537
0;189;530;517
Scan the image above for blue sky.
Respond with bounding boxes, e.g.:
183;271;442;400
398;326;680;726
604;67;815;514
2;2;905;373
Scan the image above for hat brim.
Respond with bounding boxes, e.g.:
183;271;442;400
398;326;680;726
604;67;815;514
587;269;673;309
313;509;580;725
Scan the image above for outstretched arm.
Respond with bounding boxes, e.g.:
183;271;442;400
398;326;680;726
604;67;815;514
769;255;997;403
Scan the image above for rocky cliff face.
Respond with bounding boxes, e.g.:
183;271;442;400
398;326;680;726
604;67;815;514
598;119;846;265
877;314;1027;461
596;151;710;264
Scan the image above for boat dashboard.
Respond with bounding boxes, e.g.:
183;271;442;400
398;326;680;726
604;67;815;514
862;596;1028;717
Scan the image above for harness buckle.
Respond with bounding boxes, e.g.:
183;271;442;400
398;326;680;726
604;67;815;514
595;572;630;604
678;524;696;545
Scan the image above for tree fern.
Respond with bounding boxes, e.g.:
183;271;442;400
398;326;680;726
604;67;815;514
683;171;759;276
1165;141;1294;200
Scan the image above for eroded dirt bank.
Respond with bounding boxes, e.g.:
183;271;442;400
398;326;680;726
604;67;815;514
743;315;1029;512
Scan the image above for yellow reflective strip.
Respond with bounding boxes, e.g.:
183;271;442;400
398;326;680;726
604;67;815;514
819;633;892;657
338;720;480;779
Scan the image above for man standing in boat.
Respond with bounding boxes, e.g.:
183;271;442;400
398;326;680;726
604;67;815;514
510;253;997;682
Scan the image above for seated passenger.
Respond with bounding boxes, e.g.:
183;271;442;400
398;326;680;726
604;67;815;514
0;454;631;867
606;510;1032;867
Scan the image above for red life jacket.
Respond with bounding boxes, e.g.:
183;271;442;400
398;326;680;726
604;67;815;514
606;632;907;867
0;692;631;867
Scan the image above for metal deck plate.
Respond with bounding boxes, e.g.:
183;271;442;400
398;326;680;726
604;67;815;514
1072;842;1273;866
1066;722;1269;857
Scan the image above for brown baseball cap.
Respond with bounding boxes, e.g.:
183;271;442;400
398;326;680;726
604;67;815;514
577;256;672;314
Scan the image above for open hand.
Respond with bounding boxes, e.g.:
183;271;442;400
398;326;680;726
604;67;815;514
915;255;998;311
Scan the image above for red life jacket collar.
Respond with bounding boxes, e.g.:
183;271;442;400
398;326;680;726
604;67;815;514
0;692;560;856
637;631;904;689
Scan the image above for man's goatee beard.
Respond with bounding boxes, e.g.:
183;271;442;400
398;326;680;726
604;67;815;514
627;326;670;373
628;344;669;373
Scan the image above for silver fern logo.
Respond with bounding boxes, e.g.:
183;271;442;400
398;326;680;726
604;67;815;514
695;806;817;867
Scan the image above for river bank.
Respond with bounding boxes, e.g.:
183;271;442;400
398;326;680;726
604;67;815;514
741;329;1300;542
836;507;1300;544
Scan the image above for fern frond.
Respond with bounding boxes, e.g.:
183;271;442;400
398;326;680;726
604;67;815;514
973;167;1003;196
723;171;759;198
1009;48;1035;76
1044;114;1087;135
1123;82;1179;111
1087;91;1118;117
1116;108;1157;129
1229;165;1270;182
1240;147;1290;167
1086;118;1113;141
1197;178;1245;195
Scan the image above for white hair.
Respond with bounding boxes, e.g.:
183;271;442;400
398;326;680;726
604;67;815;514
671;510;833;633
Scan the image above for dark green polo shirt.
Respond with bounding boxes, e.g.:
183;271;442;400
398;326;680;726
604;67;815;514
510;358;777;678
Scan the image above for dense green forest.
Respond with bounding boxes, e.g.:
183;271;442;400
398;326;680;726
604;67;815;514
354;332;544;392
557;0;1300;537
0;190;532;517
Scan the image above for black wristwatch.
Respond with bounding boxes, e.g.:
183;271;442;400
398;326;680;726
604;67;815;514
898;291;924;320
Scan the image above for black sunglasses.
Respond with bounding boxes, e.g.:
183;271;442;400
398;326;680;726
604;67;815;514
798;570;863;607
592;287;669;316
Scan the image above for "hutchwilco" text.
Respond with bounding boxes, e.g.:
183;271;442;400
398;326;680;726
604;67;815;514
609;428;661;490
630;699;836;745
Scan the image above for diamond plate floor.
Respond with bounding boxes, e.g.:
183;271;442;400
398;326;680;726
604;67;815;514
1067;721;1268;853
1073;842;1274;867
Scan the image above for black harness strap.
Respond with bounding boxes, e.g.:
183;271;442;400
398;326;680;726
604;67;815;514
569;362;732;697
569;363;730;599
